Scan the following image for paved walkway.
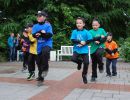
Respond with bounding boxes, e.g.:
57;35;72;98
0;61;130;100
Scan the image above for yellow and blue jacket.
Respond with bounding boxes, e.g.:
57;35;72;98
28;32;37;55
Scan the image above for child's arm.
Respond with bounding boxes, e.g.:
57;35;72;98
99;29;107;43
82;31;93;45
32;31;41;38
111;42;118;54
41;24;53;39
100;36;107;43
85;40;93;44
41;32;53;39
105;48;112;54
112;48;118;53
93;36;101;41
32;25;42;38
71;30;80;45
71;39;81;44
28;34;36;43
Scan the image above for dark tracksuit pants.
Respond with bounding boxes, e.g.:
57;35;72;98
28;53;37;73
91;48;104;78
37;46;51;81
23;52;29;68
106;58;117;75
71;51;89;76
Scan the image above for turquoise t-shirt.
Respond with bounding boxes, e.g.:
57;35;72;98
89;28;107;54
71;29;92;54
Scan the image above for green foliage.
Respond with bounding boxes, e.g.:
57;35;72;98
20;14;36;26
126;22;130;36
120;37;130;62
2;0;24;7
117;37;125;47
0;52;7;62
53;32;72;50
0;21;20;33
0;0;130;60
0;21;20;50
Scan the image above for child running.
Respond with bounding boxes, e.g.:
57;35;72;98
25;23;38;80
89;19;107;82
21;30;30;72
71;17;92;84
105;32;119;77
32;11;53;86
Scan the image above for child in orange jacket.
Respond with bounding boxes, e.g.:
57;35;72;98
105;32;119;76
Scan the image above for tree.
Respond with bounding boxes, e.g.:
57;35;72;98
0;0;130;54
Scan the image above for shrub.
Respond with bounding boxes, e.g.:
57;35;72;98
120;37;130;62
0;52;7;62
53;32;72;50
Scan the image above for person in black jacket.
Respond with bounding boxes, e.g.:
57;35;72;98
21;30;30;72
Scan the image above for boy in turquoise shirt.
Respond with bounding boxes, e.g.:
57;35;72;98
89;19;107;82
71;17;92;84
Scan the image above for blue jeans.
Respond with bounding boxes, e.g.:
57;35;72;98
9;47;15;61
106;58;117;75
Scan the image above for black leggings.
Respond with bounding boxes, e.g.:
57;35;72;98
71;52;89;76
23;52;29;68
37;46;51;78
28;53;37;73
91;48;104;78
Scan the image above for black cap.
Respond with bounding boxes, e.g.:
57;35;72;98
25;23;33;28
36;11;48;17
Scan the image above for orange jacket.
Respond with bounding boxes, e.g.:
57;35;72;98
105;41;119;59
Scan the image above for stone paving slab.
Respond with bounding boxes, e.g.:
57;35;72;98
87;70;130;85
0;82;48;100
0;68;76;81
64;88;130;100
0;61;130;100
